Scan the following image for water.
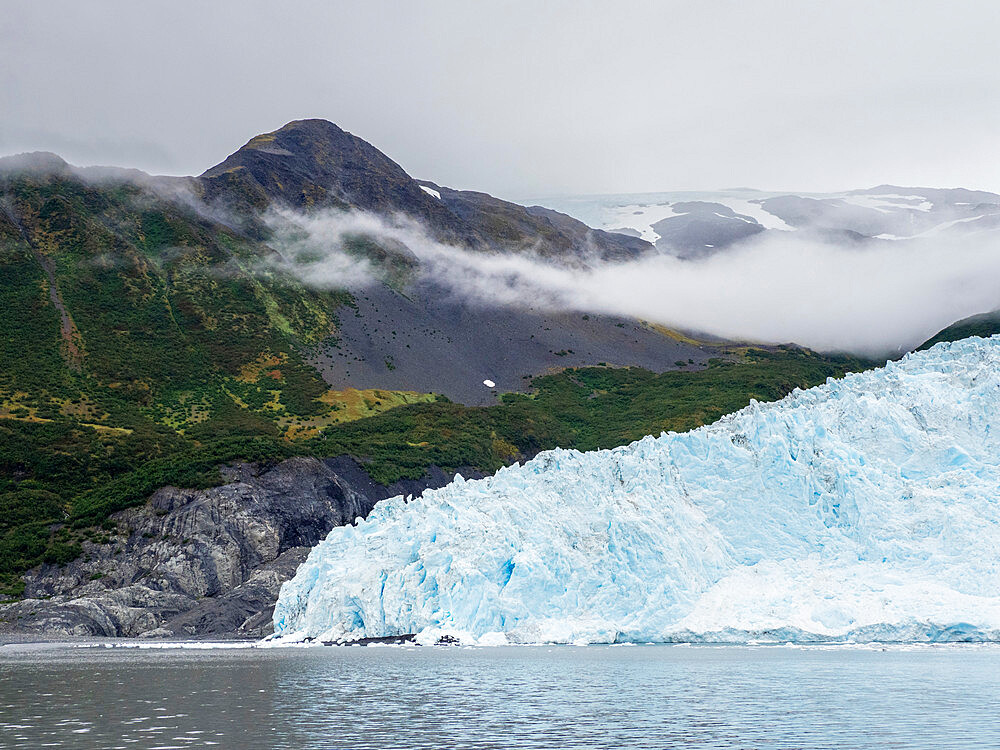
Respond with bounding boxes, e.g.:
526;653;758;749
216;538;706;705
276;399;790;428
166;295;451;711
1;642;999;749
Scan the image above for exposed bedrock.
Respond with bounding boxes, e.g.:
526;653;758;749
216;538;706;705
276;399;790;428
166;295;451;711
0;457;480;639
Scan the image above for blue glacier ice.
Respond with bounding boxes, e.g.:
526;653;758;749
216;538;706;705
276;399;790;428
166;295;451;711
273;337;1000;644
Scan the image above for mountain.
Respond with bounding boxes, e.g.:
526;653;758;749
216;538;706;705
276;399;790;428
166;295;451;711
274;336;1000;645
0;131;708;421
540;186;1000;258
199;119;480;245
1;119;874;604
195;121;683;399
0;119;990;639
199;119;650;261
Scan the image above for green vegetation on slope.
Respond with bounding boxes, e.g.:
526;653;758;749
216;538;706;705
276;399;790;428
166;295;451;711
311;347;869;483
0;166;429;594
918;310;1000;351
0;170;352;431
0;346;868;595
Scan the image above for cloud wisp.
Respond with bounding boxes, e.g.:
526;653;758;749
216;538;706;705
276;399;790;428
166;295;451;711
266;208;1000;356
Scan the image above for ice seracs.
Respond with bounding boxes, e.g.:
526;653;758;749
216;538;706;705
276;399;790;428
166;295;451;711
273;336;1000;645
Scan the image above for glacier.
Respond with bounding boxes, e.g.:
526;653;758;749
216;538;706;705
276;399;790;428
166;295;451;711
272;337;1000;644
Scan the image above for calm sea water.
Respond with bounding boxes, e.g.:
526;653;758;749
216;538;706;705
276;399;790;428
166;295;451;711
1;642;999;749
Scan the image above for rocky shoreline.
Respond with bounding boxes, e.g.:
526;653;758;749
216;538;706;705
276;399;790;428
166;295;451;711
0;456;481;639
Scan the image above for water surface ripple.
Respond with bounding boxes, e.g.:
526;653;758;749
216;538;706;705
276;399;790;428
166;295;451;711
1;643;998;749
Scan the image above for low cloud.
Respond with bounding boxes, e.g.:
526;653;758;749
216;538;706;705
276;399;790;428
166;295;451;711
265;208;1000;356
265;208;382;289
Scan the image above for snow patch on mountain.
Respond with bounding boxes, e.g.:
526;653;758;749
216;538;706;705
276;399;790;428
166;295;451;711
839;193;934;212
534;187;999;255
607;203;683;243
715;198;793;230
876;215;989;241
273;337;1000;645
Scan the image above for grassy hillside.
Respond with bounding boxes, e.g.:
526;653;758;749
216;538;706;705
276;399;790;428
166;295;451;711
0;165;362;434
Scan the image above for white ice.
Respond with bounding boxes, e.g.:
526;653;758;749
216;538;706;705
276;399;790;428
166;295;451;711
875;215;987;241
838;193;934;213
713;198;793;231
273;337;1000;645
603;203;677;244
419;185;441;200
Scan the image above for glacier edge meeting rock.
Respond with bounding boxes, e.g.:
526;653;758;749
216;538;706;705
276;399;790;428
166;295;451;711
272;337;1000;644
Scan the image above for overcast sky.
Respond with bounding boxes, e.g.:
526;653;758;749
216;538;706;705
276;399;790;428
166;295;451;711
2;1;998;199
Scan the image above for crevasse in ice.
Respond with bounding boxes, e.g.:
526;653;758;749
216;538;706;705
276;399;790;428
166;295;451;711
273;336;1000;644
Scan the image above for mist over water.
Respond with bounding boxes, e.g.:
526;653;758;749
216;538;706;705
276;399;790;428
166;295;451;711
267;208;1000;356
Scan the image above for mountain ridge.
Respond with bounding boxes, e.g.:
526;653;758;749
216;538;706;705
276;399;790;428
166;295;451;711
198;118;651;262
0;117;800;600
0;116;970;628
542;185;1000;257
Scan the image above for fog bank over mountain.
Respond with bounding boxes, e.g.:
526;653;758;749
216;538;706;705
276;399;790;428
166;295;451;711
270;206;1000;357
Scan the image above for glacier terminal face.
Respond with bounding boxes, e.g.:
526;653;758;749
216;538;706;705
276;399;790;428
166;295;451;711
273;337;1000;644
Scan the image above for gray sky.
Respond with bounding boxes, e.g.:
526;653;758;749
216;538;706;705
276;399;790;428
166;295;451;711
2;1;998;198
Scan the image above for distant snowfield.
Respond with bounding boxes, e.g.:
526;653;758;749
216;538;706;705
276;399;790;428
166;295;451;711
595;194;791;243
714;197;793;230
838;193;933;213
604;203;681;243
532;187;997;246
273;337;1000;645
532;189;799;240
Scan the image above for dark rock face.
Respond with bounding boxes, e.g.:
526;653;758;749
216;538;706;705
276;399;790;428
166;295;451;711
651;201;765;258
200;119;481;246
312;282;721;406
0;457;481;639
425;182;651;262
199;118;651;264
